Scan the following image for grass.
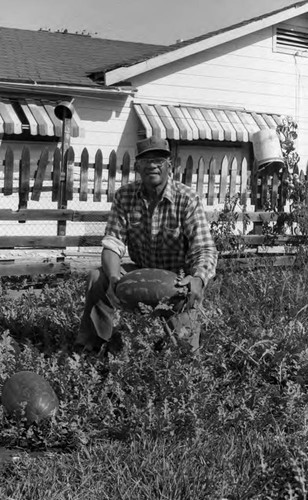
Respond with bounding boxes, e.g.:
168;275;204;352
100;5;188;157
1;259;308;498
1;439;220;500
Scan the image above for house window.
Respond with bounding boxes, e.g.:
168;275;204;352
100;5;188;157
274;24;308;56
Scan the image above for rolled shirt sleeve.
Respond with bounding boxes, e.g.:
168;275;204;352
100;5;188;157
101;189;128;259
101;235;126;258
183;196;218;285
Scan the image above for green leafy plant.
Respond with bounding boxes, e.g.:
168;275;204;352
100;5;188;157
210;192;246;253
1;265;308;497
260;116;308;243
277;116;300;175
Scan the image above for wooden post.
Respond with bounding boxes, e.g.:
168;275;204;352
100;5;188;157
251;160;263;235
183;155;193;187
241;158;248;235
3;147;13;196
18;147;30;211
278;168;288;213
107;150;117;202
93;149;103;202
54;101;75;236
173;155;182;182
52;148;61;202
196;157;205;197
79;147;89;202
219;156;228;204
207;157;216;206
31;148;49;201
229;157;238;198
121;151;130;186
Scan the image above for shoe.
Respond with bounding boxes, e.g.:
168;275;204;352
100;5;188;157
74;332;104;354
83;337;104;353
107;329;124;356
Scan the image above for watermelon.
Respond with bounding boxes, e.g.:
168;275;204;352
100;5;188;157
115;268;183;311
1;371;59;423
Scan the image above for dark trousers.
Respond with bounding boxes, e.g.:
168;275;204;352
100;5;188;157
77;264;201;352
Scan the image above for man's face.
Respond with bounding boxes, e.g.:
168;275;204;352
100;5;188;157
136;153;171;191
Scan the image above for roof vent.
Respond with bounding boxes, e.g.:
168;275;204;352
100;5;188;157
276;25;308;54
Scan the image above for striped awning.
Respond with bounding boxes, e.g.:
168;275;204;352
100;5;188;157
133;103;282;142
0;99;82;137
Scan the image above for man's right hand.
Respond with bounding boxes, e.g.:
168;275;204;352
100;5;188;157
106;276;122;309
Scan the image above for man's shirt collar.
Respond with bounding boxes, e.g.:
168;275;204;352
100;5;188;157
136;177;175;204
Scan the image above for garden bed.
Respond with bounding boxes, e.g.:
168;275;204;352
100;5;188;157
1;262;308;498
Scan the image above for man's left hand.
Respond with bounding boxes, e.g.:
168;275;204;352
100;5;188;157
176;275;204;309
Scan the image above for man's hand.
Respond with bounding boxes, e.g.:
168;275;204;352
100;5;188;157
176;275;204;309
106;276;121;309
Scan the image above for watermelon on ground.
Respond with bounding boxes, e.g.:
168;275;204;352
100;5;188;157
1;371;59;423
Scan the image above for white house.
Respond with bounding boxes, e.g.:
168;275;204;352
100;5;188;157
1;1;308;231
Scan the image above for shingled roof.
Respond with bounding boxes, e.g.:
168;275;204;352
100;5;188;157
2;1;308;89
0;26;167;87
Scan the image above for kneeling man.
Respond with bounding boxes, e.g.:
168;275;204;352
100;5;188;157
76;136;217;353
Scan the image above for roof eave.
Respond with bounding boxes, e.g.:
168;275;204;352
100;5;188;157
104;1;308;86
0;80;136;97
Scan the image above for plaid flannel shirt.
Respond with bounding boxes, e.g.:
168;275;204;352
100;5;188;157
102;177;217;285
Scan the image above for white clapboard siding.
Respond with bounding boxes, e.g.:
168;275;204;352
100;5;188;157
133;27;300;103
69;97;137;161
185;54;306;75
162;66;297;89
144;78;295;101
